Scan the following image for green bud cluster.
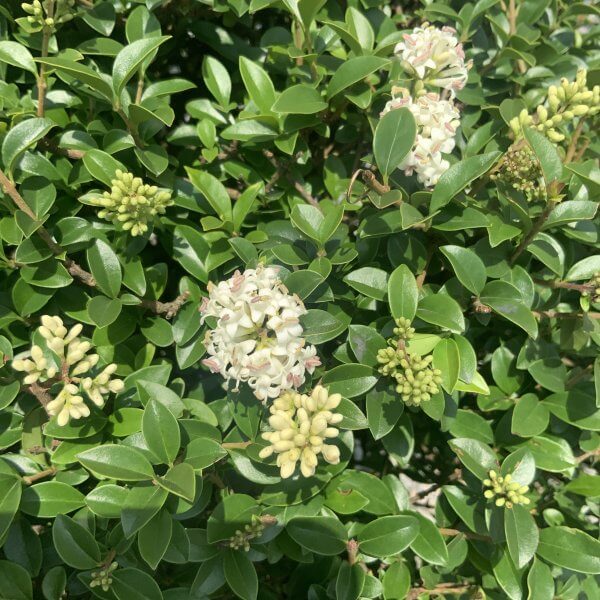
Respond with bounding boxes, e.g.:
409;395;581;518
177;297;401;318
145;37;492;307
228;516;266;552
377;319;442;407
510;69;599;143
582;271;600;304
393;317;415;340
483;470;530;509
90;562;118;592
490;143;544;200
21;0;74;30
88;170;173;237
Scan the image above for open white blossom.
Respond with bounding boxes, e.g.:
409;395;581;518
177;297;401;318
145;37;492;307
200;266;321;402
259;385;343;478
381;88;460;187
11;315;124;426
395;24;471;93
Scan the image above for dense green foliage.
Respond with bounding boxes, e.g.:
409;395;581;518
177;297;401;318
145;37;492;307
0;0;599;598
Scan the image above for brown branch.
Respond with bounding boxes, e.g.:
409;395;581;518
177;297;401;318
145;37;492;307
139;290;191;319
37;1;55;117
573;138;590;162
565;119;585;163
101;548;117;569
533;278;593;293
576;449;600;463
361;170;390;195
416;245;435;289
566;365;593;389
38;138;85;160
23;466;57;485
222;440;252;450
135;73;145;105
263;150;319;207
27;382;53;409
439;528;491;541
511;199;558;264
505;0;526;74
533;310;600;320
408;583;474;600
117;108;144;148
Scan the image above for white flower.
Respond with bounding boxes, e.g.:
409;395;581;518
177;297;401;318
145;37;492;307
395;24;471;93
259;386;343;478
200;266;321;402
381;88;460;187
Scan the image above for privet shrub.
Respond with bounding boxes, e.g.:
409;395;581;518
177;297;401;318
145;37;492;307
0;0;599;598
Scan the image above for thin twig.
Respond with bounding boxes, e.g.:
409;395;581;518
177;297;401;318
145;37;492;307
37;1;55;117
28;382;53;409
408;583;474;599
416;245;435;289
533;310;600;319
573;138;590;162
117;108;144;148
533;278;593;294
139;291;191;319
506;0;526;74
565;119;585;163
23;466;57;485
511;199;558;264
263;150;319;207
135;72;145;105
39;138;86;160
222;440;252;450
576;449;600;463
361;170;390;195
439;528;490;541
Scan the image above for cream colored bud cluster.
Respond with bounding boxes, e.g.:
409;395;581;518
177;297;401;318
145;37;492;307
90;562;118;592
377;319;442;407
21;0;74;29
483;470;530;509
259;386;343;479
228;515;265;551
490;143;544;200
393;317;415;340
510;70;599;143
87;170;173;237
582;272;600;304
378;346;442;406
11;316;123;426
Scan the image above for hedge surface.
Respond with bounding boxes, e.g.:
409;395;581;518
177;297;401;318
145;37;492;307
0;0;599;599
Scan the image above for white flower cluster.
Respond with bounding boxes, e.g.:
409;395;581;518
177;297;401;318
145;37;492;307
12;316;123;426
200;266;321;402
381;87;460;187
259;386;342;478
395;24;470;93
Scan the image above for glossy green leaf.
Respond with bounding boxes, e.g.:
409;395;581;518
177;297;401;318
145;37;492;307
373;108;417;179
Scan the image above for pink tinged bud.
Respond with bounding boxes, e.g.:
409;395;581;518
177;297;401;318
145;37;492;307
202;358;221;373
